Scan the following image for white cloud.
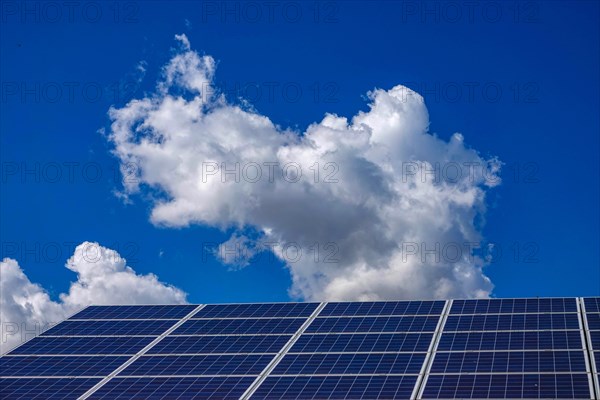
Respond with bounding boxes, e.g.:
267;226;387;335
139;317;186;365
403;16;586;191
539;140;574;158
0;242;186;354
108;34;501;302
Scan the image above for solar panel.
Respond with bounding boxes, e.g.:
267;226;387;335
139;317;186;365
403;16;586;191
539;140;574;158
1;299;598;399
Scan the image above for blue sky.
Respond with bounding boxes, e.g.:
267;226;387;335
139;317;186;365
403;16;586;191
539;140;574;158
1;0;599;306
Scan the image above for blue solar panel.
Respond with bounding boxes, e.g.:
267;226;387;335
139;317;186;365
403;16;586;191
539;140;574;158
290;333;433;353
422;373;591;399
0;378;100;399
443;313;580;331
320;301;445;317
437;331;585;351
41;320;176;336
88;376;255;399
305;316;440;333
70;305;198;320
252;375;419;399
0;355;129;377
585;313;600;330
584;297;600;313
9;336;154;355
193;303;318;318
450;298;578;314
272;353;426;375
430;350;587;373
118;354;273;376
148;335;291;354
172;318;306;335
590;331;600;350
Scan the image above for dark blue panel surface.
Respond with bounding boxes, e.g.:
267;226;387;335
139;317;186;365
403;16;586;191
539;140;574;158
306;316;439;333
444;313;580;331
272;353;425;375
173;318;305;335
0;356;128;377
450;298;578;314
41;320;176;336
586;313;600;330
584;297;600;313
0;377;100;399
422;373;591;399
320;301;445;317
89;376;255;399
591;331;600;350
148;335;291;354
290;333;433;353
8;336;154;355
192;303;318;318
437;331;585;351
70;305;198;320
430;351;587;373
252;375;418;400
119;354;273;376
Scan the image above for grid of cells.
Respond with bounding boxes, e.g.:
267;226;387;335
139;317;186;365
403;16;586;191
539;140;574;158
1;298;599;399
263;301;445;399
584;297;600;387
420;298;594;399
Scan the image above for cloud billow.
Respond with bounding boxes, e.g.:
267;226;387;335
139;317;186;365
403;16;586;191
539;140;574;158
108;34;501;302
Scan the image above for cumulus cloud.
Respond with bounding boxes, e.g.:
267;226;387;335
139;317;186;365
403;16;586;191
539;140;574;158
1;242;186;353
108;34;500;302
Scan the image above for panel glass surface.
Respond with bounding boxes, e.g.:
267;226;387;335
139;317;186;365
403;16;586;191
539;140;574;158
7;336;155;355
118;354;273;376
443;313;580;331
430;350;587;373
437;331;585;351
585;313;600;330
0;355;129;377
192;303;318;319
252;375;419;400
172;318;306;335
320;301;445;317
290;333;433;353
590;331;600;350
272;352;425;375
41;320;177;336
88;376;255;399
583;297;600;313
450;298;578;314
148;335;291;354
0;377;100;399
305;316;439;333
70;305;198;320
422;373;592;399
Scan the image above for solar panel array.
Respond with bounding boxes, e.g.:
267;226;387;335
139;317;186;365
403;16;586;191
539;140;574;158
1;298;598;399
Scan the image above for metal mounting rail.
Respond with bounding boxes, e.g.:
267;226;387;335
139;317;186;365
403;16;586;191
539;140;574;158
77;304;205;400
239;302;327;400
579;297;599;400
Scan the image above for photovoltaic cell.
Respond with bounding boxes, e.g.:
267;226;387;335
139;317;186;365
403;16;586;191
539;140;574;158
41;320;177;336
9;336;155;355
585;313;600;330
0;355;129;377
450;298;578;314
290;333;433;353
88;376;255;399
437;331;585;351
590;331;600;350
584;297;600;313
172;318;306;335
192;303;318;319
252;375;419;400
422;373;591;399
443;313;580;332
272;352;426;375
148;335;291;354
0;377;100;399
70;305;198;320
430;350;587;373
320;301;445;317
118;354;273;376
305;316;440;333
